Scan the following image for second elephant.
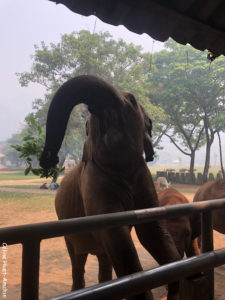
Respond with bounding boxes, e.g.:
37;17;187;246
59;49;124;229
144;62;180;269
193;179;225;234
158;188;200;258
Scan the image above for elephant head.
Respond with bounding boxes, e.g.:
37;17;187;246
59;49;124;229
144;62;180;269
40;75;154;170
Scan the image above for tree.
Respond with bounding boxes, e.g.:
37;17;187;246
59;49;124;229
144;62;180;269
149;40;225;180
2;133;26;167
213;112;225;178
17;30;164;164
11;117;64;179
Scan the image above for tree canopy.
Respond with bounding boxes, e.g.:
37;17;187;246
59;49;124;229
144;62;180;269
16;30;165;165
3;32;224;179
149;40;225;179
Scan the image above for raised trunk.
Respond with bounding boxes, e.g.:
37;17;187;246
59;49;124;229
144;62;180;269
40;75;123;169
217;131;225;179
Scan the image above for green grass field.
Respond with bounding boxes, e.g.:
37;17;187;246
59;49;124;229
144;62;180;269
0;170;38;181
0;190;55;212
0;185;42;189
0;166;217;215
0;170;60;213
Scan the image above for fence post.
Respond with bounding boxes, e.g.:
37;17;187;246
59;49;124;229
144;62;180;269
21;240;40;300
202;211;214;299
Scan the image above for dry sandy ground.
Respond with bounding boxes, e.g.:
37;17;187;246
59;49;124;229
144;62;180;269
0;180;225;300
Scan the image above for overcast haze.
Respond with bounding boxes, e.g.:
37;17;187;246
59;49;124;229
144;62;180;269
0;0;163;142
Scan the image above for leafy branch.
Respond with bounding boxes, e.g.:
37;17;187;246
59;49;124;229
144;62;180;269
11;117;64;178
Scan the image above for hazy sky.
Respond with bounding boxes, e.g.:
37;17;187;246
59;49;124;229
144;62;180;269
0;0;164;142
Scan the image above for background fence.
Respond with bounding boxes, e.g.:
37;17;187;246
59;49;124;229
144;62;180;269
156;170;223;185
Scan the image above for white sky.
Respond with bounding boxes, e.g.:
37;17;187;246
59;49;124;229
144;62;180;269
0;0;164;142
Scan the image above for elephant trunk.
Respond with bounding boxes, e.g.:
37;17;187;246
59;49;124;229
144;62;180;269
40;75;123;169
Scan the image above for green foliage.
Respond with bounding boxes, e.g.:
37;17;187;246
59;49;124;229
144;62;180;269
16;30;164;161
11;117;64;178
149;39;225;172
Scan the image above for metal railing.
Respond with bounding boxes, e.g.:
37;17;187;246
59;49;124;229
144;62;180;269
1;198;225;300
50;249;225;300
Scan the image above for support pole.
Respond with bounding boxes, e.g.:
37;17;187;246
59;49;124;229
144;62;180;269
21;240;40;300
201;211;214;299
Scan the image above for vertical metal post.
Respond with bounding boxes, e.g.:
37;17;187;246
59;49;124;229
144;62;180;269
21;240;40;300
201;211;214;299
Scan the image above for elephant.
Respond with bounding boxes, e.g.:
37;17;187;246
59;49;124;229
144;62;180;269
40;75;181;300
158;188;200;258
193;179;225;234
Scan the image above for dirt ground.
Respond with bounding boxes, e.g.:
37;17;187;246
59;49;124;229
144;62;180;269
0;181;225;300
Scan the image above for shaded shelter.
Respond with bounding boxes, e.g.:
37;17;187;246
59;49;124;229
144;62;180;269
50;0;225;58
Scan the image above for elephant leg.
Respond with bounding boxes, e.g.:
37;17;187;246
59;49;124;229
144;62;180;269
99;226;154;300
185;238;200;258
135;219;180;265
135;221;180;300
133;168;181;300
97;253;112;283
65;237;88;290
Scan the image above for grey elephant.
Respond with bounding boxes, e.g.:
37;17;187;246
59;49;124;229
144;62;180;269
193;179;225;234
158;188;200;258
40;75;181;300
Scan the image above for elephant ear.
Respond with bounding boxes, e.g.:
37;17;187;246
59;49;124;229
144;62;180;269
122;92;154;162
143;120;154;162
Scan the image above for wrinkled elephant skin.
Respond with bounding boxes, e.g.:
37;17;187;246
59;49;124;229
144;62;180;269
40;75;181;300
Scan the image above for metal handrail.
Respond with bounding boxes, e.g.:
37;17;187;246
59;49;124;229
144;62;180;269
49;248;225;300
0;198;225;300
0;198;225;245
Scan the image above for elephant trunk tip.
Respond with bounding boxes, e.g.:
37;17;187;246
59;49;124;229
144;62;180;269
39;148;59;169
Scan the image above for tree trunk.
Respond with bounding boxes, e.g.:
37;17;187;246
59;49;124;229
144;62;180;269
203;143;211;183
189;152;196;183
189;151;195;174
203;128;214;183
217;132;225;179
